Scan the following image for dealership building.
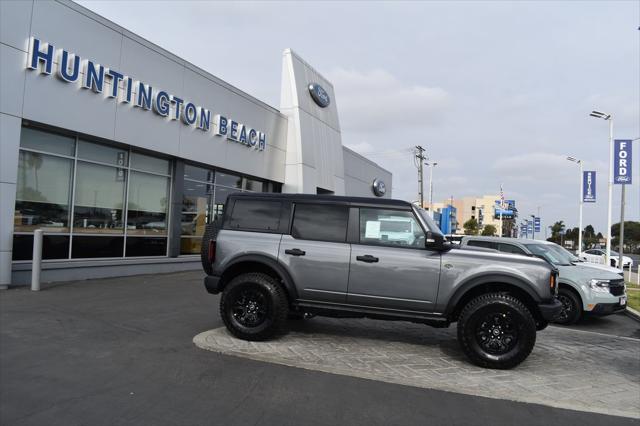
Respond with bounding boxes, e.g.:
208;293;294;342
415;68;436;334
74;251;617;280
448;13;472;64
0;0;392;288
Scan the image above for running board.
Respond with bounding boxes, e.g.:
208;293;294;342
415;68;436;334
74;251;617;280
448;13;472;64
295;300;450;328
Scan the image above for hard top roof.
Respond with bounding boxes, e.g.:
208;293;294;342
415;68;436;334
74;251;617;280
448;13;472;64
228;192;413;207
461;236;549;245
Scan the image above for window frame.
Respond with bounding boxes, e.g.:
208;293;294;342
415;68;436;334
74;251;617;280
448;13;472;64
13;124;174;261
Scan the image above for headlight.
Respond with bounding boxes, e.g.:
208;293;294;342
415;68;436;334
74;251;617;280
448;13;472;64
589;279;610;293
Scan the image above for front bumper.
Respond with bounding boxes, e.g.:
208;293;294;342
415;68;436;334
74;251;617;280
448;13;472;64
204;275;222;294
589;301;627;316
538;298;563;321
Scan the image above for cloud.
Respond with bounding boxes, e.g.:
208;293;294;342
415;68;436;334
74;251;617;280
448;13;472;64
327;68;451;133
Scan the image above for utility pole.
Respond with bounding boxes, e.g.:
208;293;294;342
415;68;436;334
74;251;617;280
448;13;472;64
415;146;427;207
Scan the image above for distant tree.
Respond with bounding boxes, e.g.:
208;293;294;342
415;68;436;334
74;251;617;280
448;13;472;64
463;218;479;235
611;221;640;254
548;221;565;244
482;224;497;236
583;224;598;249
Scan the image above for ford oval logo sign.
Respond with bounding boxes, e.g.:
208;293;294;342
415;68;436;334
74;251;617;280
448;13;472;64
372;178;386;197
308;83;330;108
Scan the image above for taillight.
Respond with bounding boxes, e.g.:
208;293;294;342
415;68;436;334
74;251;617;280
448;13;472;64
208;240;216;263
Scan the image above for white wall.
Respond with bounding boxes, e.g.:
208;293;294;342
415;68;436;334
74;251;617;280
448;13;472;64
343;147;393;198
280;49;345;194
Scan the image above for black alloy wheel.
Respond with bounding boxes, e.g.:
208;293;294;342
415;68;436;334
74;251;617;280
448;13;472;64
476;312;519;355
231;288;269;327
554;289;582;325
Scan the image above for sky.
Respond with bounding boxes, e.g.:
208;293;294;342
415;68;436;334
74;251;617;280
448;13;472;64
78;0;640;236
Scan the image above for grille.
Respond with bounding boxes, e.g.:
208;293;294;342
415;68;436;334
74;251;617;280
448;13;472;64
609;279;625;297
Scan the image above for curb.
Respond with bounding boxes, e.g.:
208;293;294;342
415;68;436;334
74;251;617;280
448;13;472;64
625;306;640;322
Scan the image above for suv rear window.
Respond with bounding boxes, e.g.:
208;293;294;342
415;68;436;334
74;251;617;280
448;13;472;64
227;199;282;231
291;204;348;242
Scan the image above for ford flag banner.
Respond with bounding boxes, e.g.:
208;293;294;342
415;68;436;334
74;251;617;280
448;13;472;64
614;140;632;184
583;171;596;203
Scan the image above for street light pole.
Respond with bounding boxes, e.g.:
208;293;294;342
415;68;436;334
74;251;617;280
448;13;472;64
590;110;614;266
427;162;437;217
566;156;583;253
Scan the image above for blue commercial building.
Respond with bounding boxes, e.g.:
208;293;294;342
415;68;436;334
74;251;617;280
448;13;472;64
432;205;457;235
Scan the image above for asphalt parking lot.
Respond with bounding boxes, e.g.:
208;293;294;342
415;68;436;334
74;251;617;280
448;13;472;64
1;271;639;425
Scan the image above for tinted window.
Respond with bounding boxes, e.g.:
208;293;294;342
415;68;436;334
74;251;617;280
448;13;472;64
498;243;526;255
359;208;425;248
467;240;498;249
292;204;348;242
227;200;282;231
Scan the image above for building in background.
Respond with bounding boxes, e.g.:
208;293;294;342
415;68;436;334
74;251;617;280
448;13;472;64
0;0;391;287
430;202;458;235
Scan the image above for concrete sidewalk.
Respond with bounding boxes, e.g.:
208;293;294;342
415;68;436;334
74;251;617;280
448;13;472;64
1;271;638;426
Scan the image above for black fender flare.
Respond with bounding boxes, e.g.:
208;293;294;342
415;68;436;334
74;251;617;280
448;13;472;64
218;254;299;300
444;273;543;316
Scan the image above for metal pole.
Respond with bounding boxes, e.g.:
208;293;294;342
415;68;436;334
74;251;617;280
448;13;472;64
605;118;614;266
415;146;426;208
531;215;535;240
31;229;43;291
618;183;625;270
428;163;436;215
578;161;583;254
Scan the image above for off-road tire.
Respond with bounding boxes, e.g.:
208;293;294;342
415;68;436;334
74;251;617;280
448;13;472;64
457;293;536;369
220;272;289;341
554;288;582;325
200;222;219;275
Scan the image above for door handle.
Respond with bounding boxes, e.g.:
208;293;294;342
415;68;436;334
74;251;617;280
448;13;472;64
285;248;306;256
356;255;379;263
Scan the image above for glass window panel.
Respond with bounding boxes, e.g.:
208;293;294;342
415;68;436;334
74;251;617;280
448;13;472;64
73;162;125;234
12;235;70;260
20;127;75;156
180;236;202;255
292;204;349;242
227;200;282;231
243;178;264;192
184;164;214;183
467;240;498;250
126;237;167;257
71;236;124;258
181;180;213;236
498;243;526;255
127;172;170;236
215;171;242;189
14;151;72;232
213;186;241;221
359;208;425;248
77;140;129;167
130;152;170;175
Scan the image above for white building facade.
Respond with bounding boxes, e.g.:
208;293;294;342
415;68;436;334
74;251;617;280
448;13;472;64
0;0;391;287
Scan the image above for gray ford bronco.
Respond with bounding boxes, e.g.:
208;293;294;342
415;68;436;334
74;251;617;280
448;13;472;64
201;193;561;369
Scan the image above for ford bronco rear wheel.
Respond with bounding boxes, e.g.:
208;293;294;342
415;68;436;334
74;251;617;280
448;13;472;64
220;272;289;341
457;293;536;369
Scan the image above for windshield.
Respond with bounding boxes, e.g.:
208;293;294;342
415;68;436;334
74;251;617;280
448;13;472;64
524;243;573;266
415;207;444;237
560;246;581;262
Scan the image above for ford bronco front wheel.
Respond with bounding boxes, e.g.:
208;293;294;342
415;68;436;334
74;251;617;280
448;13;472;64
457;293;536;369
220;272;289;341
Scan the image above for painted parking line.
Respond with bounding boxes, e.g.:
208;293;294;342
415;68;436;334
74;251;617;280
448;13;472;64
549;325;640;342
194;318;640;419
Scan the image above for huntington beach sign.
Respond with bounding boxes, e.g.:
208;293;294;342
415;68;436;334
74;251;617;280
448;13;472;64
27;37;267;151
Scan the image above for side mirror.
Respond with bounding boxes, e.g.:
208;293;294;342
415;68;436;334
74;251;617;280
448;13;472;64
425;231;445;249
